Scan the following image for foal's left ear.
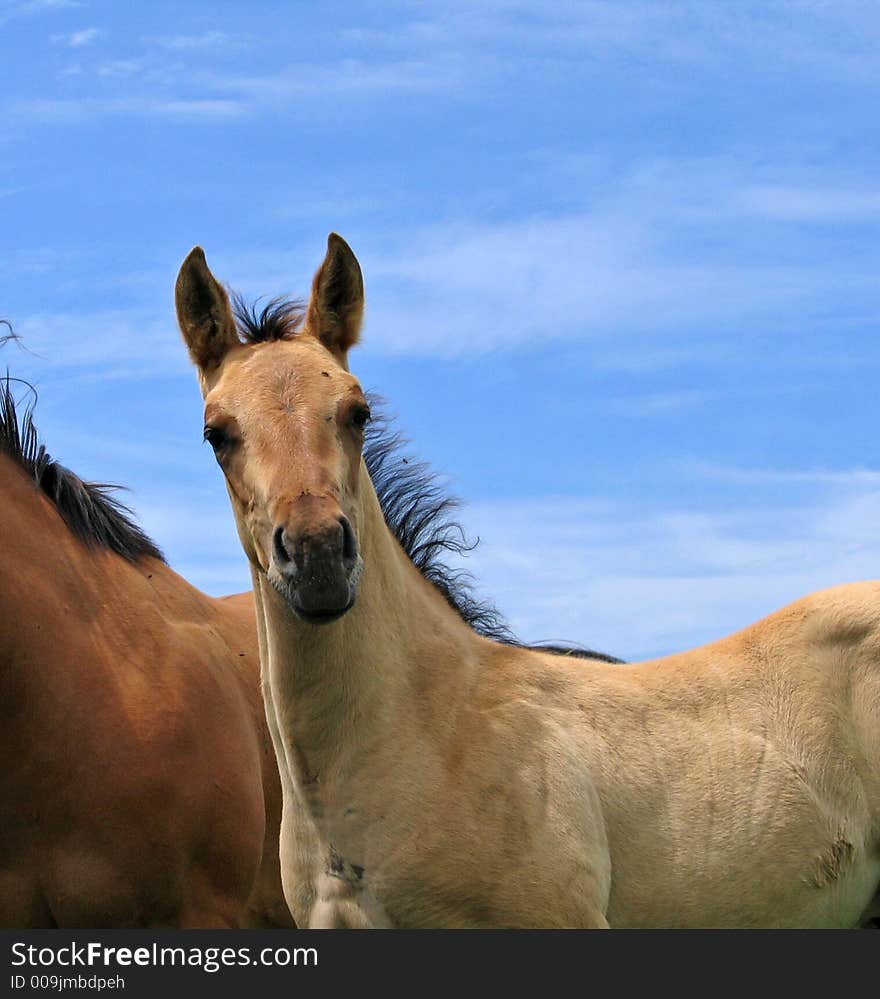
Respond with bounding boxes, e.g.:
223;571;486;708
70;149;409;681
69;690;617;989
175;246;239;372
305;233;364;364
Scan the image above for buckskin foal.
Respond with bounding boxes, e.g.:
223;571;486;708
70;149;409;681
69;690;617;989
176;234;880;928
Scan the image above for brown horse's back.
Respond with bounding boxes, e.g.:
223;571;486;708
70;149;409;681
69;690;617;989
0;454;292;927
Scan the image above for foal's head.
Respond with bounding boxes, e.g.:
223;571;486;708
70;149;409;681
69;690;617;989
176;234;370;623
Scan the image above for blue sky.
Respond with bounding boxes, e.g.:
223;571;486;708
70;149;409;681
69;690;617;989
3;0;880;660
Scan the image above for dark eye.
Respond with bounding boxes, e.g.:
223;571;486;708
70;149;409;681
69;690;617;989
349;405;371;431
203;425;231;453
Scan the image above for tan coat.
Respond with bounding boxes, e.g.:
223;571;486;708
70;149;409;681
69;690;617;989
177;234;880;928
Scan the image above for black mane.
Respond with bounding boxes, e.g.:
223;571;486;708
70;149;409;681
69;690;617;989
231;294;306;343
0;377;164;564
363;406;515;643
229;298;622;663
363;404;622;662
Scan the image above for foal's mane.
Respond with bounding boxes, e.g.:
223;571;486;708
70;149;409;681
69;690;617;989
0;377;164;564
231;293;306;343
363;407;515;643
229;297;622;663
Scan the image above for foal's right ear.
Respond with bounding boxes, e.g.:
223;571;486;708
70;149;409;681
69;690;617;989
305;233;364;365
175;247;238;371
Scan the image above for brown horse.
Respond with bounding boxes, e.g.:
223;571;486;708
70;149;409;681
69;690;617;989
0;380;293;927
176;235;880;927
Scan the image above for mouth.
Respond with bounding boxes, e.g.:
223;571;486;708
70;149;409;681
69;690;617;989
268;570;355;624
291;599;355;624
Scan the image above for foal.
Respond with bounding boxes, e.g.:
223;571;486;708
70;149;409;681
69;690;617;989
177;235;880;927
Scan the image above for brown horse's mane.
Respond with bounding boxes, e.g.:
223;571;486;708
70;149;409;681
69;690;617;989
229;296;622;663
0;376;164;564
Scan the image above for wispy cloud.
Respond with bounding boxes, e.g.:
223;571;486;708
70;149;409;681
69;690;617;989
176;150;880;365
0;0;79;26
95;58;145;78
740;185;880;223
146;30;234;52
339;0;880;88
8;96;246;122
358;209;875;358
8;0;79;13
51;26;103;47
9;2;880;132
12;309;188;376
21;0;79;8
460;477;880;660
130;489;252;594
681;462;880;488
5;56;461;128
596;389;716;417
203;55;466;105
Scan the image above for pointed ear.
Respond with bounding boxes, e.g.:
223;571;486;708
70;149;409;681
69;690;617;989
305;233;364;363
175;247;239;371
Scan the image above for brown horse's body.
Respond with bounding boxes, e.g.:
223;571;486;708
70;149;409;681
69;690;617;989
177;235;880;928
0;444;292;927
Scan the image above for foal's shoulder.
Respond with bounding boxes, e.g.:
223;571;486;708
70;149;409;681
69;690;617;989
790;580;880;648
764;581;880;638
707;580;880;671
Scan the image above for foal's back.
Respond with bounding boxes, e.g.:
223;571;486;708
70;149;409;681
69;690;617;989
0;453;288;927
468;583;880;926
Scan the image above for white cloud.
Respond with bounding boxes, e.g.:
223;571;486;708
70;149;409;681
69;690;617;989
206;55;466;104
146;30;232;51
356;211;871;358
173;152;879;365
457;477;880;661
96;59;145;78
130;486;252;594
151;98;244;118
12;309;188;375
5;48;462;128
8;96;246;121
7;153;877;389
335;1;880;88
591;388;717;417
51;26;102;47
0;0;79;27
740;185;880;222
680;463;880;488
8;2;880;134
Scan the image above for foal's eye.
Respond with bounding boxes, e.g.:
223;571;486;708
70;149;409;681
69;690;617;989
203;425;231;452
349;405;371;431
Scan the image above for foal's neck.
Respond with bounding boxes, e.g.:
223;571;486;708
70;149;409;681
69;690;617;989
252;467;481;778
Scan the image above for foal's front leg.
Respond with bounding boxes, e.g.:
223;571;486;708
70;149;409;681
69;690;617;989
308;851;393;929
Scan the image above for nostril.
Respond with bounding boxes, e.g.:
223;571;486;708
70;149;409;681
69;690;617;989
273;526;291;567
339;516;357;563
